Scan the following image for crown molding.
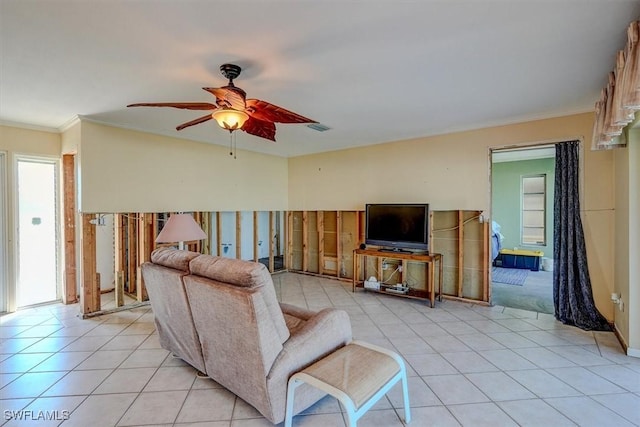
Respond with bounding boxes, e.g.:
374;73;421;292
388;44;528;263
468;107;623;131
0;119;59;133
58;115;81;133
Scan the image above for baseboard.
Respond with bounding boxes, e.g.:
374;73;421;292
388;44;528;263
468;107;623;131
627;347;640;358
611;322;640;358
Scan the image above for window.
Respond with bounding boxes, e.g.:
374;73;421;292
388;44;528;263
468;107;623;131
521;174;546;245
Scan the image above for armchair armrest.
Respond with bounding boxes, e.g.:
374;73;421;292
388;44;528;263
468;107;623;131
280;302;316;321
268;308;352;379
266;307;352;423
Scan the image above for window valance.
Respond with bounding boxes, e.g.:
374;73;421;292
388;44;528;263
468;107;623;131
592;20;639;150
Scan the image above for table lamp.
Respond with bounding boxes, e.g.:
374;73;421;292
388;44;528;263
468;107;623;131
156;213;206;250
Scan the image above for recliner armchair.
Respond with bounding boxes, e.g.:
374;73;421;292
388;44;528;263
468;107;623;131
143;248;353;424
141;247;207;374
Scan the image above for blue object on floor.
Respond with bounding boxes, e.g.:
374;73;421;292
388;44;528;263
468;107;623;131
492;266;528;286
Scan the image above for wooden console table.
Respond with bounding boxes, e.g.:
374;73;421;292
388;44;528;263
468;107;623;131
352;248;443;307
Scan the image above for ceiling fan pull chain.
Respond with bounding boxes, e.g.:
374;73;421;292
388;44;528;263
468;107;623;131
234;132;237;159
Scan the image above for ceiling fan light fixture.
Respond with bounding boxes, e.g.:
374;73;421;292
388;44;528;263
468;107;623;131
212;109;249;131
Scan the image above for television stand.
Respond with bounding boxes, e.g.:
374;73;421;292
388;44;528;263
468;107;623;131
378;248;413;254
353;248;443;308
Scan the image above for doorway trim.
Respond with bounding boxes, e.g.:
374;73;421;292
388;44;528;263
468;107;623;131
0;151;7;312
487;136;584;310
14;154;62;307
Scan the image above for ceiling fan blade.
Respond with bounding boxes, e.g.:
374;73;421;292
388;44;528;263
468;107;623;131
241;117;276;141
245;99;316;124
176;114;213;131
127;102;217;110
202;87;246;110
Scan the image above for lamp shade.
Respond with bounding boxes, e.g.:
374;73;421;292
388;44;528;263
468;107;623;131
156;214;207;243
212;109;249;130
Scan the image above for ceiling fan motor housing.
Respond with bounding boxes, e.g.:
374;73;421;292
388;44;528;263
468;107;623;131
220;64;242;83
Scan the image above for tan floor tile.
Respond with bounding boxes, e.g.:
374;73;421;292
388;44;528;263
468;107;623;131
466;372;536;401
506;369;581;398
0;274;636;426
0;352;54;373
94;367;156;394
30;351;92;372
497;399;576;426
175;388;236;423
43;369;112;396
545;396;636;427
60;393;137;427
448;402;518;427
75;350;132;370
144;366;197;392
4;395;85;427
1;371;67;398
423;374;489;405
118;391;188;426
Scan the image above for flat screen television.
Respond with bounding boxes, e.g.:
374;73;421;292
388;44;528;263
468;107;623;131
365;204;430;252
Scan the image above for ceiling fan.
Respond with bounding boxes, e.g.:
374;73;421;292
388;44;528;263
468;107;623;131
127;63;317;142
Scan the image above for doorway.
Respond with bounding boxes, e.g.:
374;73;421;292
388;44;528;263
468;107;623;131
0;152;6;312
16;157;60;307
490;146;555;314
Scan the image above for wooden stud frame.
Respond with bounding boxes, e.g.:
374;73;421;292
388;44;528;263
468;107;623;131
80;213;99;314
216;212;222;257
286;212;293;270
269;211;275;272
236;211;242;260
457;210;464;297
317;211;325;275
126;213;137;294
253;211;259;262
302;212;309;272
62;154;77;304
136;213;153;302
114;213;125;307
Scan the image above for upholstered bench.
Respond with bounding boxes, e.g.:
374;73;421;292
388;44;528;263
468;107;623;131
285;340;411;426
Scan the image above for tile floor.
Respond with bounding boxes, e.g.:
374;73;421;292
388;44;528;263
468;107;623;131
1;272;639;427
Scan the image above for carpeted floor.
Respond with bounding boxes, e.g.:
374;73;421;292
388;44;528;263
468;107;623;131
491;269;554;314
491;266;529;286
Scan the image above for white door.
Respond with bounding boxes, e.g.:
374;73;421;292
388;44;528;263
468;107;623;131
17;158;60;307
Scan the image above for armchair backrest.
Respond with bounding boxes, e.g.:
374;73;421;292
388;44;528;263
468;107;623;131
184;255;290;418
141;247;206;373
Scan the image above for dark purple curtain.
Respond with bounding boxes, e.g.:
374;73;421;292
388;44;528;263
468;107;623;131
553;141;610;330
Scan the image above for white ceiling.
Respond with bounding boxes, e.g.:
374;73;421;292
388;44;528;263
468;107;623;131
1;1;638;157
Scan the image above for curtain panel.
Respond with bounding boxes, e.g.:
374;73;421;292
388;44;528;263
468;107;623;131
553;141;610;330
592;20;639;150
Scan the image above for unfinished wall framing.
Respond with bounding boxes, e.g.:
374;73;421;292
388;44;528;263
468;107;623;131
79;209;489;316
287;211;363;281
287;210;490;304
430;210;490;304
79;211;287;316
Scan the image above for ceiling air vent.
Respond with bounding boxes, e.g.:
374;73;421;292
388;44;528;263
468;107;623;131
307;123;331;132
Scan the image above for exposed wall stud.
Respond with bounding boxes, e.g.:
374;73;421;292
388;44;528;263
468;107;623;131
62;154;77;304
80;213;99;314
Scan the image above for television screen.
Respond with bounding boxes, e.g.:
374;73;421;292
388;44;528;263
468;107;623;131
365;204;429;252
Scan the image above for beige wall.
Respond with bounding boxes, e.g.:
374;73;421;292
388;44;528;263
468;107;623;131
61;121;80;154
288;112;617;320
614;142;630;344
0;125;62;312
78;122;289;213
629;131;640;355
